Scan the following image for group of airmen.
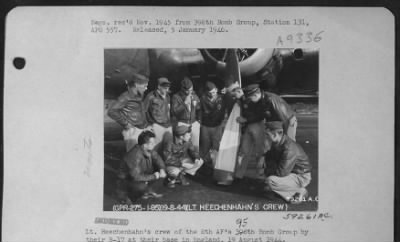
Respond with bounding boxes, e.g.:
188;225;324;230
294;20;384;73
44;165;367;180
108;73;312;204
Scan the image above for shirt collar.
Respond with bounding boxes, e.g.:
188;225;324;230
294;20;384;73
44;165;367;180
208;94;219;102
140;145;151;157
174;137;184;146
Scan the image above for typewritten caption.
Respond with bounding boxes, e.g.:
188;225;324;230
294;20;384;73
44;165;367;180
90;18;324;46
86;215;332;242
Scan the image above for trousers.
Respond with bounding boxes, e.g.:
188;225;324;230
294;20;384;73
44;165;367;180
122;127;145;151
116;178;162;201
265;172;311;201
235;121;266;178
199;124;223;163
166;158;204;177
151;123;173;145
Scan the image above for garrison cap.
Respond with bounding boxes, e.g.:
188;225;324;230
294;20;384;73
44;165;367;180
128;73;149;85
181;77;193;90
265;121;284;131
243;84;260;97
158;77;171;87
205;81;217;92
174;125;191;137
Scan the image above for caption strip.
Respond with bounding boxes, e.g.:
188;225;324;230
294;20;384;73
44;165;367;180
86;215;332;242
90;18;324;46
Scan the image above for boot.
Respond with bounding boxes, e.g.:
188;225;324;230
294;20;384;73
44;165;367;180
179;172;190;186
167;177;177;188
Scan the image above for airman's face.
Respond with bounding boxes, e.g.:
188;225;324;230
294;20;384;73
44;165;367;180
230;88;243;99
265;129;275;140
207;88;218;99
183;87;193;96
183;132;191;142
265;129;282;143
248;92;261;103
158;85;170;95
135;83;148;94
144;137;156;151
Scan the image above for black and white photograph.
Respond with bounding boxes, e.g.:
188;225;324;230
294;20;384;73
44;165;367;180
3;6;395;242
103;48;319;211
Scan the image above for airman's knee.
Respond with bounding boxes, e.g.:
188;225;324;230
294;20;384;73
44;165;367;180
265;175;278;187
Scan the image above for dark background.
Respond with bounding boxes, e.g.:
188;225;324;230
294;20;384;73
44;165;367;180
1;0;398;241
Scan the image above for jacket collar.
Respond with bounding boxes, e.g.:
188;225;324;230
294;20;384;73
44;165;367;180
128;89;144;100
139;145;151;157
155;89;168;99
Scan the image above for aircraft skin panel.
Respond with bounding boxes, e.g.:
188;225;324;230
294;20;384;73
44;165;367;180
104;49;150;98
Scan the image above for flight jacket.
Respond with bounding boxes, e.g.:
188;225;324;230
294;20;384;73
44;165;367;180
119;144;166;182
265;135;312;177
171;91;201;124
107;91;148;129
144;90;171;128
162;139;200;167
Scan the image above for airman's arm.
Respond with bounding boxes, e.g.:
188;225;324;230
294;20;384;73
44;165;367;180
107;93;130;128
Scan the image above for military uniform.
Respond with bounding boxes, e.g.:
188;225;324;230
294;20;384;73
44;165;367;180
144;79;172;146
262;91;297;141
235;84;298;178
107;73;149;151
199;82;227;163
108;90;148;151
171;78;201;148
162;126;203;178
116;144;166;200
235;94;266;178
264;134;312;201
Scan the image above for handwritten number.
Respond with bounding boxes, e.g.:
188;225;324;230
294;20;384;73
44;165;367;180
277;31;323;46
296;33;303;43
236;217;248;228
306;32;312;43
286;34;293;44
314;31;324;42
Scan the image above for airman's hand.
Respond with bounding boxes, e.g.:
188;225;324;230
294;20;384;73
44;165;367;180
195;158;203;165
125;123;133;130
236;116;247;124
184;95;192;106
159;169;167;178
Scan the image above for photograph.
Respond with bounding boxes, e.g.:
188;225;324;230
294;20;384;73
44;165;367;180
103;48;319;211
2;5;395;242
